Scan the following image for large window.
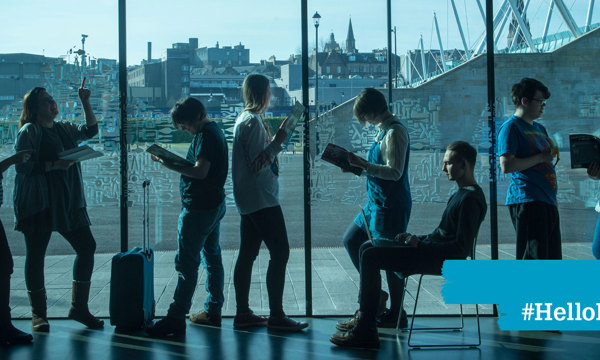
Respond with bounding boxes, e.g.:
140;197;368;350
1;0;120;317
2;0;598;320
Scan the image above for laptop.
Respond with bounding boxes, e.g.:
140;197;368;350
360;209;408;247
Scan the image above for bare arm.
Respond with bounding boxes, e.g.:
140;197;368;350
500;150;553;174
0;150;33;173
78;77;97;127
152;154;211;179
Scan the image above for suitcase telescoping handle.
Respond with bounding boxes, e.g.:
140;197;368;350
142;179;151;253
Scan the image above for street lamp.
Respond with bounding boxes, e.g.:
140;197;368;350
312;11;321;124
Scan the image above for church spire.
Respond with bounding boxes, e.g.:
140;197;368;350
346;18;356;53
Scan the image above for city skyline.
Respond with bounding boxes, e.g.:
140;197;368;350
1;1;598;65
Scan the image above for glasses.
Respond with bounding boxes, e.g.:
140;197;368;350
529;98;547;105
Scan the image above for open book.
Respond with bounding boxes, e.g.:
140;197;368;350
286;100;306;133
321;143;363;176
58;145;103;162
146;144;194;166
569;134;600;168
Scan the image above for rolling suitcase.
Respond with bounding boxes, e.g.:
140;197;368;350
109;180;155;332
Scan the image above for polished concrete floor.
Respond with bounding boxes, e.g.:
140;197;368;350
8;243;594;320
2;317;600;360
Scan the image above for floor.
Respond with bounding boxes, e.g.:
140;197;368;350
2;317;600;360
8;244;593;319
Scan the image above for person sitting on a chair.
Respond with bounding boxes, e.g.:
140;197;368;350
330;140;488;349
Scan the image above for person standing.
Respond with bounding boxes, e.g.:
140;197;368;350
0;151;33;345
146;97;228;337
587;161;600;259
231;74;307;331
14;80;104;332
337;88;411;331
498;78;561;259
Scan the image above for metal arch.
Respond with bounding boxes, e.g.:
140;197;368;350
552;0;582;37
509;0;532;52
450;0;471;59
434;12;448;72
542;1;555;45
507;0;538;52
475;0;510;55
586;0;596;32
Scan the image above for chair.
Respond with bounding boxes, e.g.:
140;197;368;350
395;238;481;348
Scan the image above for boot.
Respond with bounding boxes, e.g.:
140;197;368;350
68;281;104;329
1;275;33;345
27;288;49;332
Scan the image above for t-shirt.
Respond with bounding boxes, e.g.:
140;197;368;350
497;115;557;206
179;121;228;210
419;185;487;259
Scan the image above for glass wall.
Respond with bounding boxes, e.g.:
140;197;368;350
1;0;120;317
126;0;304;317
2;0;598;321
492;0;600;261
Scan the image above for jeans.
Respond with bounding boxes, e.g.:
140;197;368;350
593;213;600;260
168;202;226;319
343;222;405;314
23;226;96;290
234;205;289;317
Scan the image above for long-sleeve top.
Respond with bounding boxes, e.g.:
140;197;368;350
232;110;283;215
364;116;409;181
419;185;487;259
13;121;98;231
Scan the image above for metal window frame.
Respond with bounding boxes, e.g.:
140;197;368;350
117;0;500;318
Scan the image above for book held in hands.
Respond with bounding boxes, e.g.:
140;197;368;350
58;145;103;162
321;143;363;176
146;144;194;166
286;100;305;133
569;134;600;168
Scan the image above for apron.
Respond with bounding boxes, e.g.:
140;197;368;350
354;121;411;242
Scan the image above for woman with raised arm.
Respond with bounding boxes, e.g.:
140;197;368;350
14;79;103;332
231;74;307;331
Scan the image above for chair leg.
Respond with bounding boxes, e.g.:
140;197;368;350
395;276;408;331
407;274;481;348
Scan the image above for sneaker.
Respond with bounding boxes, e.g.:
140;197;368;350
330;326;380;349
267;315;309;332
377;309;408;329
189;311;221;327
145;316;186;338
233;311;268;329
336;310;359;332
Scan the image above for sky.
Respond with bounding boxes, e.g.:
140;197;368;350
1;0;598;65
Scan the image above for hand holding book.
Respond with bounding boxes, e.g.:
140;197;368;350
321;143;363;176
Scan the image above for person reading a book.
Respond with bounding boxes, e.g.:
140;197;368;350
146;97;228;337
13;80;104;332
231;74;308;331
498;78;561;259
336;88;411;331
331;141;487;349
588;161;600;259
1;150;33;346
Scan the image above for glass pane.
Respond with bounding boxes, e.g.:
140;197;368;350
126;0;304;317
1;0;119;317
493;0;600;262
